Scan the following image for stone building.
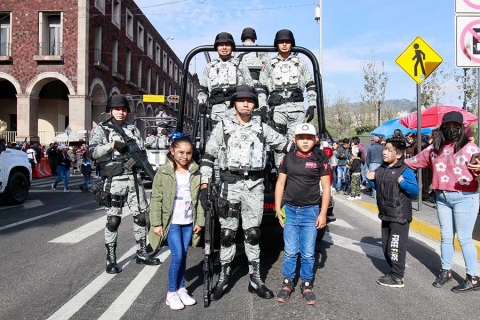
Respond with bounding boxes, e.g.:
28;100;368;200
0;0;199;144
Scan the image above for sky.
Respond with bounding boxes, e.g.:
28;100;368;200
133;0;462;105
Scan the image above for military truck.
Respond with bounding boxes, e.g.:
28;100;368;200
0;148;32;205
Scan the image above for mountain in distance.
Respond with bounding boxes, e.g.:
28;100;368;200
350;99;416;113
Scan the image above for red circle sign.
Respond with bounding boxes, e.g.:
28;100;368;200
464;0;480;10
460;19;480;63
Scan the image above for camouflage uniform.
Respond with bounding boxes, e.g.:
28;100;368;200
200;116;290;272
197;57;253;123
235;49;270;108
144;135;158;149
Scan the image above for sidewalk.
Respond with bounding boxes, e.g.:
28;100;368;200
333;187;480;260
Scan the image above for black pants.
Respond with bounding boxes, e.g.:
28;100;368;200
381;220;410;278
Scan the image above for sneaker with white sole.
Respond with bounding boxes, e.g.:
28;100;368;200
64;188;70;193
166;291;185;310
354;196;361;200
51;183;56;191
346;196;357;200
177;287;196;306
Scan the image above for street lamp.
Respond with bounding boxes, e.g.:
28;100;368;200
314;0;323;76
463;68;468;110
165;36;174;42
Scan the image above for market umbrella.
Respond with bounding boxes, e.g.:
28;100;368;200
399;105;478;129
370;118;413;138
54;133;81;142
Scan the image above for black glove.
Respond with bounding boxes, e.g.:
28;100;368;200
200;188;211;211
260;106;268;123
113;141;129;154
199;104;208;115
305;106;315;123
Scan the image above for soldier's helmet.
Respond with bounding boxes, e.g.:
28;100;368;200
214;32;236;50
229;85;259;109
274;29;296;48
241;27;257;42
106;95;130;112
157;104;166;111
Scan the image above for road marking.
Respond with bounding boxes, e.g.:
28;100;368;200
0;199;44;211
98;248;171;320
329;218;354;229
49;211;132;244
322;232;385;260
0;201;95;232
46;246;139;320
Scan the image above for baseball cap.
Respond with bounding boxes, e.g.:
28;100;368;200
294;123;317;136
57;144;68;150
442;111;463;125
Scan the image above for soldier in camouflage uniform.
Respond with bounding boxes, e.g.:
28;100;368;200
144;128;158;149
89;95;160;274
198;32;253;125
258;29;317;165
235;27;270;112
199;85;294;301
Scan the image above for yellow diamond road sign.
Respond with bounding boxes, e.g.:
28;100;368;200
395;36;443;84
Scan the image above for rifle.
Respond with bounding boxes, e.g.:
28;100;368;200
203;178;216;307
103;116;156;181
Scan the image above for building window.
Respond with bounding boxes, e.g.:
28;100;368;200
137;23;144;50
147;34;153;59
169;58;173;77
163;52;168;72
126;48;132;81
155;73;159;94
95;0;105;14
174;65;178;83
126;9;133;41
163;80;166;95
155;44;161;66
112;39;119;73
39;12;62;55
112;0;121;29
138;59;143;88
0;12;12;56
147;67;152;93
93;26;104;64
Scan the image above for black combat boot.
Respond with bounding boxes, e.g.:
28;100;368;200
248;261;274;299
432;269;452;288
105;243;120;274
210;264;230;301
136;237;161;265
452;274;480;293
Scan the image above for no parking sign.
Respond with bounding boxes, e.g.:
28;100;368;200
456;0;480;13
456;16;480;67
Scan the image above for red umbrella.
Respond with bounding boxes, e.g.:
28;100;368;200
399;105;478;129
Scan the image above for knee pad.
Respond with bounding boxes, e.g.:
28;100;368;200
133;211;146;227
106;216;121;232
220;228;236;247
245;227;261;245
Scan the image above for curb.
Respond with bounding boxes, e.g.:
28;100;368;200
353;200;480;260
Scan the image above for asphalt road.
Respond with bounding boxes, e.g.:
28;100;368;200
0;175;479;320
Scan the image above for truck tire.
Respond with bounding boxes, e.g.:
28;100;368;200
2;171;29;205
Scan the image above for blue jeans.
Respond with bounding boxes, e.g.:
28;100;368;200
336;165;348;191
83;175;91;190
54;166;70;189
167;223;193;292
282;203;319;281
368;163;382;196
435;190;479;276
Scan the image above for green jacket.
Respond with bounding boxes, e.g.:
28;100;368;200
148;160;205;251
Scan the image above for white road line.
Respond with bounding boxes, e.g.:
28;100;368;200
98;248;171;320
46;246;138;320
323;232;385;260
0;201;95;232
49;211;132;244
0;199;44;211
329;218;354;229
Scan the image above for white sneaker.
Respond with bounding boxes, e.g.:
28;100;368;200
355;196;362;200
346;196;356;200
51;183;56;191
166;291;185;310
177;287;196;306
64;188;70;193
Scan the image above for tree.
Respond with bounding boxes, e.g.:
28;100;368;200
420;63;452;108
361;52;388;127
324;92;354;139
454;68;478;115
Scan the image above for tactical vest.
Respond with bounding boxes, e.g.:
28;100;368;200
375;159;413;224
238;52;262;81
271;56;300;90
218;118;265;171
100;123;139;162
208;59;239;88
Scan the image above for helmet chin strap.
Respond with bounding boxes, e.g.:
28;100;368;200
237;110;252;118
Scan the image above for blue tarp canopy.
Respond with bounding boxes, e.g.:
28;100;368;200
371;118;432;138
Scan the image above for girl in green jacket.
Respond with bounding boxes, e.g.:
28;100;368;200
149;136;204;310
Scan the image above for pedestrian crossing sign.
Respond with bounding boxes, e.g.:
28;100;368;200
395;36;443;84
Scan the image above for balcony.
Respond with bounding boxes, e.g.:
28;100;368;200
112;61;124;81
126;71;137;88
0;42;12;62
33;42;63;62
93;48;109;71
